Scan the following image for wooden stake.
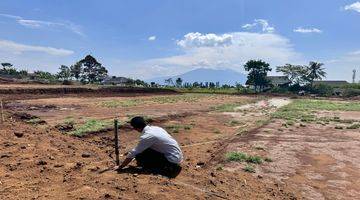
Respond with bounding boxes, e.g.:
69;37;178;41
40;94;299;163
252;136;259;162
114;119;120;166
0;99;4;123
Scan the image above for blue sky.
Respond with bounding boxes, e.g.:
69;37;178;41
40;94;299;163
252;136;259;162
0;0;360;81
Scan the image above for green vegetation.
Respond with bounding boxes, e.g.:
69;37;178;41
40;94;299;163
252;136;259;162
151;94;206;104
26;117;45;125
236;128;248;136
243;165;256;173
165;124;193;134
100;99;142;108
264;157;273;162
227;120;242;126
69;119;112;137
244;60;272;92
99;94;211;108
272;99;360;125
347;123;360;129
225;152;263;164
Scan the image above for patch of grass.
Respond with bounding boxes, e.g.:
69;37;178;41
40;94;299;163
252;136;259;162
246;155;263;164
64;116;75;125
243;165;255;173
100;99;141;108
212;103;241;112
236;128;248;136
227;120;242;126
226;152;248;162
264;157;273;162
346;123;360;129
256;119;270;127
226;152;263;164
165;124;193;134
69;119;112;136
272;99;360;125
26;117;44;124
150;94;205;104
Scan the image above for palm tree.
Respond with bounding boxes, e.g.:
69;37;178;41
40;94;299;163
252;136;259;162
306;61;326;86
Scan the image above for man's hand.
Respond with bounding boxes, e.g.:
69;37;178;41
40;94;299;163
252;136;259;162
113;157;133;171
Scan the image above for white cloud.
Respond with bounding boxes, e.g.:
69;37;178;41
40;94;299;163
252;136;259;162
242;19;275;33
293;27;322;33
125;31;302;79
176;32;233;48
321;50;360;81
0;13;84;36
344;2;360;13
0;39;74;56
148;36;156;41
349;50;360;55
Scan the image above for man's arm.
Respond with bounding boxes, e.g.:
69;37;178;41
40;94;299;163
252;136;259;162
115;134;156;170
118;157;133;169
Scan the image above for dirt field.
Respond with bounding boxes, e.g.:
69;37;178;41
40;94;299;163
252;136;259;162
1;88;359;199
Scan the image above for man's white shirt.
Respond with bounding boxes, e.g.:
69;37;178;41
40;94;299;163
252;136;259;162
127;125;183;164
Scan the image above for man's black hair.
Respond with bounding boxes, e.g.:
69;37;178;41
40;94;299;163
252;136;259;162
130;116;147;129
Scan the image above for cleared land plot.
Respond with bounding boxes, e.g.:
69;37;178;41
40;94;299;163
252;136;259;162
2;93;301;199
223;99;360;200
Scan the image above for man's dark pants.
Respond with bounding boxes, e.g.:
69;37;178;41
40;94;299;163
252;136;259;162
135;148;182;178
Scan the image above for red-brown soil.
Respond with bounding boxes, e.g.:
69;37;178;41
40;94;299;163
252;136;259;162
222;101;360;200
0;90;300;199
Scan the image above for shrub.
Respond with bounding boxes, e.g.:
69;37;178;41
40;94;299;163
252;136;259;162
310;84;334;97
342;88;360;97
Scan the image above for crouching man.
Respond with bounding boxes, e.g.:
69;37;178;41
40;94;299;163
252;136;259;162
115;116;183;178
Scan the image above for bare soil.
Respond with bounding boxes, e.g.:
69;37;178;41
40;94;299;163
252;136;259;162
222;100;360;200
0;89;301;199
4;87;358;199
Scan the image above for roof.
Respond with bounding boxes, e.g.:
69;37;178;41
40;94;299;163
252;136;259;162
102;76;129;84
313;80;348;85
266;76;291;85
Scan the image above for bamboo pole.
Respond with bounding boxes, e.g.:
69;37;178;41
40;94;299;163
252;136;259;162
114;119;120;166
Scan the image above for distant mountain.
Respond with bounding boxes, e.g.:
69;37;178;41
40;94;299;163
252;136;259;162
147;68;247;86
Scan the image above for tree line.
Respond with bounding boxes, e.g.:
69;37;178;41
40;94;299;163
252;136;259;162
245;60;326;92
1;55;108;84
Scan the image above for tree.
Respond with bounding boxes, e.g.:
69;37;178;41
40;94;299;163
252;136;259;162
34;70;56;81
235;82;243;93
57;65;71;80
0;63;17;75
175;78;183;87
70;62;82;81
78;55;108;83
1;63;13;70
244;60;272;92
164;78;174;86
276;64;307;85
306;61;326;86
209;82;215;88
